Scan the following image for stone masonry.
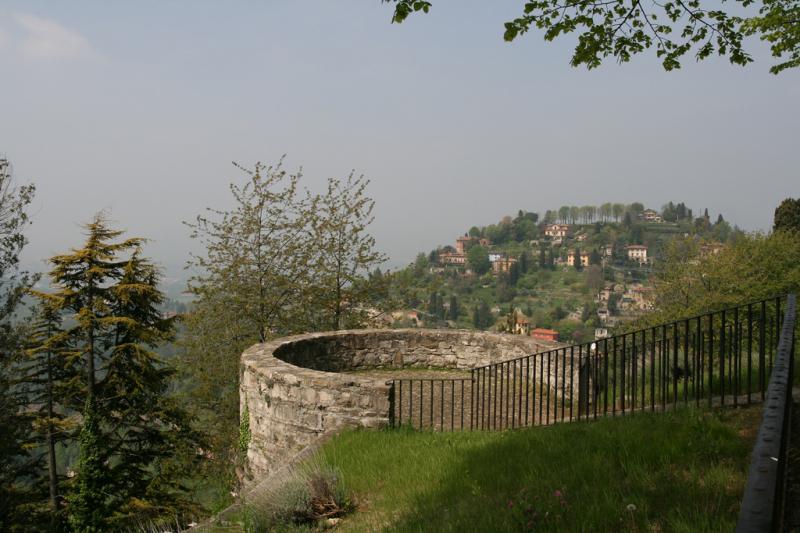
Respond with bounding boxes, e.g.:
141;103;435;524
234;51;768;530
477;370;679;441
240;329;561;481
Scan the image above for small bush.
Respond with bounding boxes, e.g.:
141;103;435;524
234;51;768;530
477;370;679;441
242;457;353;532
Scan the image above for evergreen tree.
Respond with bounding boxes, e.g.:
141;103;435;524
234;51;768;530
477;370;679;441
18;304;75;527
37;215;200;529
774;198;800;233
589;249;602;266
538;246;547;269
448;295;459;321
573;248;583;271
508;262;521;285
518;251;530;274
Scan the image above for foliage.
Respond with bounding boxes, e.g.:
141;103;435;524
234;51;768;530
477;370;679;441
306;173;388;330
0;158;40;531
643;230;800;325
385;0;797;73
773;197;800;233
33;215;201;528
467;245;490;275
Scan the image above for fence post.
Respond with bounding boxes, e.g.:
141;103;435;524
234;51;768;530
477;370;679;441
387;380;396;429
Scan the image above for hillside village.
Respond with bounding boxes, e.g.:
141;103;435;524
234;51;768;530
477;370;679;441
386;201;733;344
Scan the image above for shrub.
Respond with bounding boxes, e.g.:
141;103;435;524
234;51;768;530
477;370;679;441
242;457;353;531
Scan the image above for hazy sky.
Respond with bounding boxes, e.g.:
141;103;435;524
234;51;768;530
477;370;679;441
1;1;798;279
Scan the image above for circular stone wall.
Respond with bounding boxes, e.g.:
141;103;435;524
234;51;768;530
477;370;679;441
240;329;559;480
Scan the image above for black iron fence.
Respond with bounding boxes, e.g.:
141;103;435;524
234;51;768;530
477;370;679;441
389;295;790;431
736;294;796;532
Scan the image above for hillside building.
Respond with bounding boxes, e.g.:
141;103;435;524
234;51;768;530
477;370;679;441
626;245;648;264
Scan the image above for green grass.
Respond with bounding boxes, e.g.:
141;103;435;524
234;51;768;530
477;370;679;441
319;405;761;532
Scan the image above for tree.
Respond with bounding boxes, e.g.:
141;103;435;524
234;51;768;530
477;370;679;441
569;206;580;224
612;203;625;222
589;249;602;266
31;216;200;529
600;202;612;222
538;246;547;269
774;198;800;233
386;0;798;74
0;158;39;530
186;160;312;344
448;295;460;320
467;245;491;275
18;304;75;527
308;173;388;330
573;248;583;271
473;301;494;329
558;205;569;223
585;264;604;294
518;250;530;274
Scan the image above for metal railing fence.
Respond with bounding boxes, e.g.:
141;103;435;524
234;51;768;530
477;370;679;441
388;295;789;431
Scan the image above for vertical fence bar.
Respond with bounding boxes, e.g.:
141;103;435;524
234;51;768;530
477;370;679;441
707;314;714;408
524;359;530;427
734;307;740;406
612;337;617;417
419;380;423;430
641;329;647;411
506;362;511;429
761;300;767;400
429;380;434;430
554;351;559;424
546;352;551;425
562;349;567;421
631;333;637;414
672;321;679;405
651;327;656;412
721;310;726;406
603;338;609;417
683;319;690;406
460;379;464;431
621;334;626;415
747;304;753;404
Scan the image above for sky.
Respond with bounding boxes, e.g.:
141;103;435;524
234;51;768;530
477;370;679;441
0;1;798;283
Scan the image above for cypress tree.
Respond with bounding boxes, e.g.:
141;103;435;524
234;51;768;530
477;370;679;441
449;295;459;320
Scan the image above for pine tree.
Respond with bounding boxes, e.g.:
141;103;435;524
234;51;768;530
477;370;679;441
18;303;76;526
38;215;199;529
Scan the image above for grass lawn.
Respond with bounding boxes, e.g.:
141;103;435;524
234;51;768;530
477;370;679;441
319;405;761;532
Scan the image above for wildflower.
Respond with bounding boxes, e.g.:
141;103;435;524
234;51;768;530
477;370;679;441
508;500;514;509
627;503;637;512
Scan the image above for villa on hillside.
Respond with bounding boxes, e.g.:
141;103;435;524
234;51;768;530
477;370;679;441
639;209;663;223
514;315;530;335
626;244;648;264
439;251;467;265
455;235;492;254
567;251;591;267
544;223;571;238
492;256;517;273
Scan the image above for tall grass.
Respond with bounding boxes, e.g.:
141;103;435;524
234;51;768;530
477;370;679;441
320;405;761;532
